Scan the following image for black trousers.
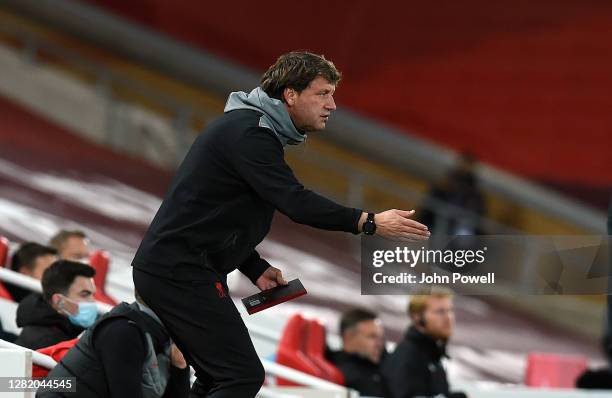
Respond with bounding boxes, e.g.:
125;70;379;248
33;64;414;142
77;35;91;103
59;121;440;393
133;267;265;398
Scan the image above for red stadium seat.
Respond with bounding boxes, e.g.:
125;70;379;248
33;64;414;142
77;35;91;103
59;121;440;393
276;314;324;386
89;250;117;306
0;281;13;301
0;236;14;300
0;236;9;268
525;352;588;388
305;320;344;385
32;338;79;378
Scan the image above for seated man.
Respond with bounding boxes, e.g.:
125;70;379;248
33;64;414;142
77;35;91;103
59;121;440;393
5;242;57;302
15;260;97;349
38;294;190;398
49;230;91;263
382;289;467;398
327;308;388;397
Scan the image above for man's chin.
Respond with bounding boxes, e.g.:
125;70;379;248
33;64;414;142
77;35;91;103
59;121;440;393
302;124;326;133
314;122;327;131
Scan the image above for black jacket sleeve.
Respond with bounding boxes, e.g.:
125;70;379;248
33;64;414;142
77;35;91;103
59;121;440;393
238;250;272;284
382;346;452;398
93;319;146;398
383;353;431;398
233;127;362;233
162;366;190;398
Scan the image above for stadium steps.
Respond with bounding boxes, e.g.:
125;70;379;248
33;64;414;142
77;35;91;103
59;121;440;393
0;7;596;236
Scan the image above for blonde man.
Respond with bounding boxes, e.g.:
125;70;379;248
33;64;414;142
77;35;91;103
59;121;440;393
382;288;467;398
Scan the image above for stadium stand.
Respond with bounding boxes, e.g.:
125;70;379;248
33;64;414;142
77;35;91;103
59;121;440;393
80;0;612;209
0;1;610;396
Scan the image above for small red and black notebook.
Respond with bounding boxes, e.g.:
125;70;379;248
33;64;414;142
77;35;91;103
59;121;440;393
241;279;307;315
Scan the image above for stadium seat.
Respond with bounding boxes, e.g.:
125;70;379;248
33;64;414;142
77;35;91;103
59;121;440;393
0;236;9;267
305;319;344;385
276;314;324;385
32;338;79;378
89;250;117;306
525;352;588;388
0;281;13;301
0;236;13;300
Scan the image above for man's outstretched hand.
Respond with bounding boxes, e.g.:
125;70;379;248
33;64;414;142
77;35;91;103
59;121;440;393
256;266;288;291
360;209;430;241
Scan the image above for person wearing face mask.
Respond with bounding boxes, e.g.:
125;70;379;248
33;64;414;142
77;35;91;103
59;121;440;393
381;288;467;398
15;260;97;350
37;293;190;398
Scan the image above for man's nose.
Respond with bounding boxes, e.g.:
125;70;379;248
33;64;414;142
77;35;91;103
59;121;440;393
326;95;337;111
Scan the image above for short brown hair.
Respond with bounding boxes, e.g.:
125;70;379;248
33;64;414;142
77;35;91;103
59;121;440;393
41;260;95;303
261;51;341;100
49;230;87;251
11;242;57;273
408;287;453;319
339;308;378;336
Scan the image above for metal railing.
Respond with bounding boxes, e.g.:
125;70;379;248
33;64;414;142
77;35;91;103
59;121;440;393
0;338;57;368
4;338;610;398
295;147;521;234
0;338;354;397
0;267;354;395
0;267;113;314
262;360;350;394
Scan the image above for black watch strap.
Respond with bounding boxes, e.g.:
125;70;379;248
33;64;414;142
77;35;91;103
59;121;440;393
363;212;377;235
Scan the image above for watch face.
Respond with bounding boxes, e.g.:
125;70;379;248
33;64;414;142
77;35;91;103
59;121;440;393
364;221;376;235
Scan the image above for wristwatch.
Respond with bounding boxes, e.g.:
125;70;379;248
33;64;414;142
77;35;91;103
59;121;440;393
362;212;377;235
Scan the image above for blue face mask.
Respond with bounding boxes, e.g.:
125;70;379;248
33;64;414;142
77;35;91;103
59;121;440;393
65;300;98;328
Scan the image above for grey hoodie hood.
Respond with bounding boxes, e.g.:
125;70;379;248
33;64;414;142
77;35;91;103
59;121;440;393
224;87;306;146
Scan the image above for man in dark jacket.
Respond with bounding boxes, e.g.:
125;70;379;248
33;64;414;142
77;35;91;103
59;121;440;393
37;297;189;398
327;308;388;397
418;153;486;237
15;260;97;350
382;289;466;398
132;51;430;398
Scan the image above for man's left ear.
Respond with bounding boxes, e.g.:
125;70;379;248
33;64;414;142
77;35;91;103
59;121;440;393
283;88;296;106
51;293;63;311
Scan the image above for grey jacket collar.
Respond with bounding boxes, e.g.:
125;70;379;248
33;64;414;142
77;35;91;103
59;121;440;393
224;87;306;146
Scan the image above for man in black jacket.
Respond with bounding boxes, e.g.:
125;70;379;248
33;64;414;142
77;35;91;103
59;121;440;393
132;51;430;398
38;297;189;398
15;260;97;350
382;289;466;398
327;308;388;397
